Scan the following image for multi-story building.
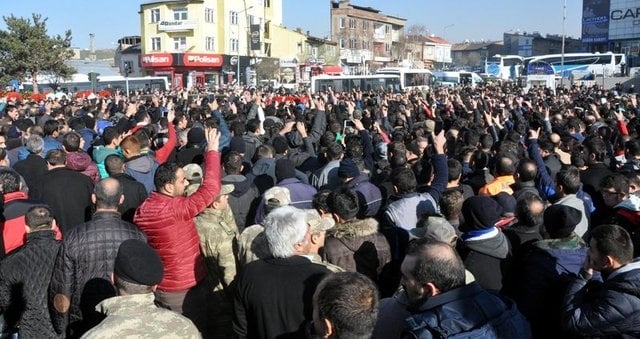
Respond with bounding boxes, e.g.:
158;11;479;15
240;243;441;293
115;36;143;77
139;0;281;88
451;41;503;71
502;32;585;57
330;0;406;74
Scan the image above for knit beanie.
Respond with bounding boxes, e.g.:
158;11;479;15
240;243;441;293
460;196;503;232
338;158;360;178
275;158;296;182
544;205;582;239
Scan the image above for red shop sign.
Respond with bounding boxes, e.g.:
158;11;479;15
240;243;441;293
141;53;173;67
183;53;223;67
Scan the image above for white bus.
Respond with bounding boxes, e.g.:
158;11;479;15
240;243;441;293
525;52;627;78
375;67;433;91
22;75;170;93
310;74;402;93
484;54;525;80
432;71;485;88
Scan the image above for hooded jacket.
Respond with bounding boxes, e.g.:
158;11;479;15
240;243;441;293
323;218;391;283
124;154;159;194
222;174;260;230
66;151;100;183
457;230;510;291
92;146;121;179
246;157;276;194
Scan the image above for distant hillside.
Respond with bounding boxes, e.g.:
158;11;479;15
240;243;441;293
78;49;116;60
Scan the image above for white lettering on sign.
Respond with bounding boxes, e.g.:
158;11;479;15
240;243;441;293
143;55;170;63
187;55;221;64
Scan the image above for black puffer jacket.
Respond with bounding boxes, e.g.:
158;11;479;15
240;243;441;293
563;262;640;338
49;211;146;337
0;230;61;339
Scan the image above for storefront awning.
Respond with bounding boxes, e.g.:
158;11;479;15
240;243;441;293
323;65;342;75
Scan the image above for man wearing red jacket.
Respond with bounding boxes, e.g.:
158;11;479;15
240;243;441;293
134;127;221;333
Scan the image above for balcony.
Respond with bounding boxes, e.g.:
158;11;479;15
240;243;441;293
157;20;197;32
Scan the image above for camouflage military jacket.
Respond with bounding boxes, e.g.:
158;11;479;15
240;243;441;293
195;206;239;291
81;293;201;338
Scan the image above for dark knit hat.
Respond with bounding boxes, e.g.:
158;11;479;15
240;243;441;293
229;136;246;153
338;158;360;178
544;205;582;239
460;196;503;232
187;127;206;145
493;192;517;217
275;158;296;182
114;239;164;286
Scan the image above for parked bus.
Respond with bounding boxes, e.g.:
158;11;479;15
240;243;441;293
432;71;485;88
310;74;402;93
375;67;433;91
485;54;525;80
22;75;170;93
524;52;626;78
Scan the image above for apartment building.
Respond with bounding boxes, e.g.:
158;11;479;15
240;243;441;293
330;0;406;74
139;0;281;88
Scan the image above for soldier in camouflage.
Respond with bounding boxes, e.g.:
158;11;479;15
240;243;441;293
82;239;200;339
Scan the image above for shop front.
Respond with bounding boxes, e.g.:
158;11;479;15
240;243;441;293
140;52;223;89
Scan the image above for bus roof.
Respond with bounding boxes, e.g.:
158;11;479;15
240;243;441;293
311;74;400;79
376;67;432;73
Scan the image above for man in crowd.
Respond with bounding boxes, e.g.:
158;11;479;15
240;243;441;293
563;224;640;337
312;272;379;339
233;206;330;339
134;127;221;333
81;239;200;338
49;178;147;337
104;154;148;223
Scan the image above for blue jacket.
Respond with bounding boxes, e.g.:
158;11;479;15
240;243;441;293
254;177;317;224
17;136;63;161
563;261;640;338
345;174;382;218
404;282;531;339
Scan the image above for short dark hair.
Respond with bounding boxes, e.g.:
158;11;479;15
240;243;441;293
626;139;640;157
590;224;634;265
325;142;343;161
154;162;180;190
556;166;581;194
0;169;21;193
223;151;244;175
25;205;53;231
479;133;494;150
405;239;466;293
246;118;261;133
328;188;359;221
312;190;332;214
102;126;119;145
254;144;273;160
600;174;630;196
43;120;59;137
45;149;66;166
583;136;607;162
315;272;379;339
94;178;123;209
133;129;151;149
440;189;463;220
62;131;82;152
447;159;462;182
105;154;125;175
516;193;544;228
391;167;417;195
517;159;537;182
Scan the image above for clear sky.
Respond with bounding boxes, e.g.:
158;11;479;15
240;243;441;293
0;0;583;49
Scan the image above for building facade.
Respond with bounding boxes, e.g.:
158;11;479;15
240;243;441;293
451;41;503;72
139;0;281;88
330;0;406;74
582;0;640;68
502;32;585;57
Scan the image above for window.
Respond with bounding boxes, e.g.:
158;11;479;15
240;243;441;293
385;43;391;52
205;8;215;23
206;37;215;51
349;38;357;49
349;18;356;29
339;17;345;28
363;21;369;30
339;38;345;48
173;37;187;50
150;9;160;23
362;40;369;50
385;24;391;34
248;15;255;25
173;7;187;20
264;0;271;7
230;11;239;25
151;37;161;51
230;38;239;52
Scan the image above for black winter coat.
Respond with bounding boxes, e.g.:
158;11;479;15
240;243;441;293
110;172;148;223
48;211;146;337
0;230;61;339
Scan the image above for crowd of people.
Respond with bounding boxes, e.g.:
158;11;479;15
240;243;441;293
0;79;639;338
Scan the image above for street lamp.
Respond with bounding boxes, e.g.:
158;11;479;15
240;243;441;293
236;6;254;86
442;24;454;69
560;0;566;87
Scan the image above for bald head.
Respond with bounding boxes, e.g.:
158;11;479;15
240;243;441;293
94;178;123;210
550;133;561;145
404;239;466;293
